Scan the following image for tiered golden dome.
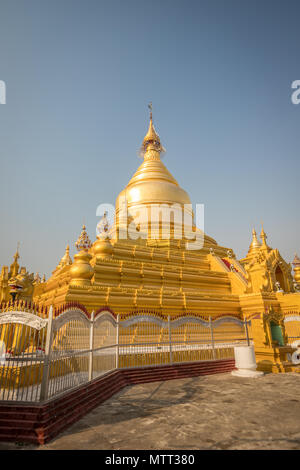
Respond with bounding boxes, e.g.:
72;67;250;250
114;109;219;247
116;158;192;208
116;112;192;222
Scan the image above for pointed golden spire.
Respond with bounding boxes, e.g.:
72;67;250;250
75;225;92;252
63;244;71;259
58;245;72;268
9;243;20;278
260;223;271;250
140;103;165;158
14;243;20;262
53;244;73;275
248;228;262;254
292;253;300;267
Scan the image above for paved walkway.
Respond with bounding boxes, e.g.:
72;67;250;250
1;372;300;450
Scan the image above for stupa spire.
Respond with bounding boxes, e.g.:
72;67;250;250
292;253;300;268
59;245;72;267
140;103;165;159
9;243;20;278
248;228;262;254
52;244;72;275
260;223;271;251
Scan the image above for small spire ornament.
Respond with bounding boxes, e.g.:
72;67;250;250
292;253;300;267
96;211;110;239
139;103;166;157
292;253;300;284
248;228;262;254
75;225;92;252
70;225;94;286
260;222;271;250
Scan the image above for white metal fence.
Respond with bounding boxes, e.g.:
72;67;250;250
0;304;250;403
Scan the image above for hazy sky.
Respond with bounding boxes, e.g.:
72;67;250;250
0;0;299;277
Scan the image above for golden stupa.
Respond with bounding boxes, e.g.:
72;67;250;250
1;109;299;313
1;108;300;372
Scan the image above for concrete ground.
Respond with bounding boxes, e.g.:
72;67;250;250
1;372;300;450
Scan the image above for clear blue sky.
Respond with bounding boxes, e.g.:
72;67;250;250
0;0;299;277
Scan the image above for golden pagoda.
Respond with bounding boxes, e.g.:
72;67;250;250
31;109;241;316
1;108;300;372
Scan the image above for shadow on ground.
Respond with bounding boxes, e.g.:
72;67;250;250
1;372;300;450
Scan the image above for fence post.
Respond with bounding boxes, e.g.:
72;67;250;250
88;311;94;382
168;315;173;364
40;305;53;402
244;319;250;346
209;316;216;360
116;314;119;369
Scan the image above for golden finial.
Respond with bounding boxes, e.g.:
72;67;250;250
75;225;92;252
292;253;300;267
9;243;20;278
53;244;73;275
14;242;20;262
148;102;152;120
248;228;262;254
140;104;165;157
260;223;271;250
60;244;72;265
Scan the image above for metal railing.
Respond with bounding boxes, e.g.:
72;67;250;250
0;305;251;403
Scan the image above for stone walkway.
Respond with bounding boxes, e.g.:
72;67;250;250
1;372;300;450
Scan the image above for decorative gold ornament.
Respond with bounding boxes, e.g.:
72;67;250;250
292;253;300;284
75;225;92;252
140;103;166;157
70;225;93;286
